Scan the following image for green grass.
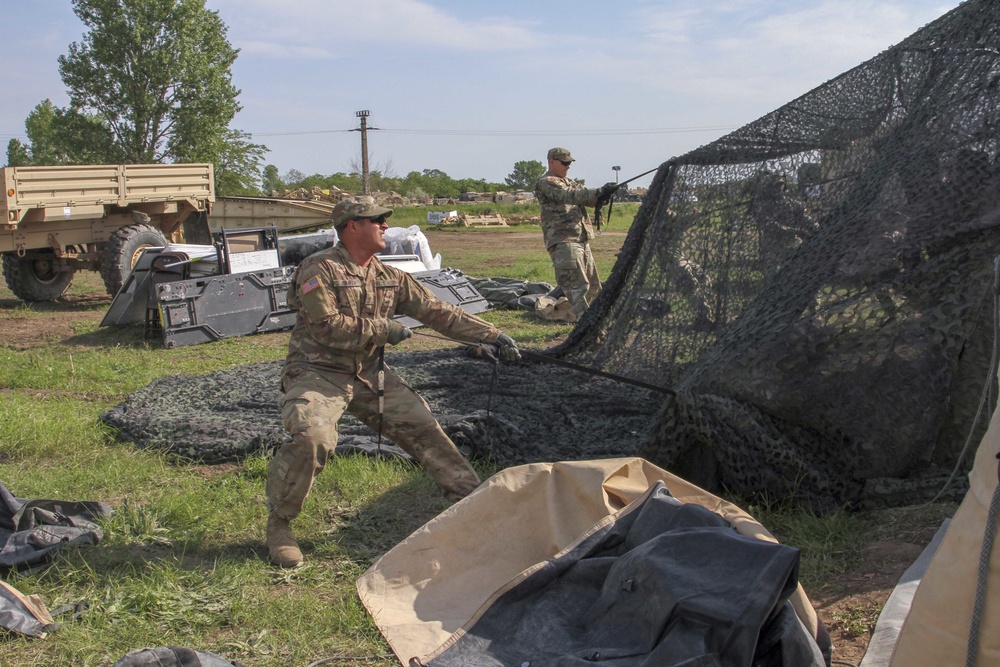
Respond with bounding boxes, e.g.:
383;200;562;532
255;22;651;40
750;504;871;589
418;203;634;283
0;208;935;665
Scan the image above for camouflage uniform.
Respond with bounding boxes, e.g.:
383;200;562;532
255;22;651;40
534;172;603;321
266;244;503;521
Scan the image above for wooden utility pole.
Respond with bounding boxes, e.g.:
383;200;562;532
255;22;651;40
354;110;372;195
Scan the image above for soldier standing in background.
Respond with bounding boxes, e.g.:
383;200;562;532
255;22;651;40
534;148;618;322
265;198;521;568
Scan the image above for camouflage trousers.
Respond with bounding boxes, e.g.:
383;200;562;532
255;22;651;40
266;366;480;519
549;241;601;320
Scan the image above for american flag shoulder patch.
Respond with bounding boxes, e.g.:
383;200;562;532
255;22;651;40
301;276;321;294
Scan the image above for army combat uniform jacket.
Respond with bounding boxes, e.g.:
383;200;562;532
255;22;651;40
283;244;502;388
534;174;601;251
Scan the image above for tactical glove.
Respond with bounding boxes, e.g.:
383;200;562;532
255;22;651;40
471;343;500;363
496;333;521;362
386;320;413;345
597;182;619;201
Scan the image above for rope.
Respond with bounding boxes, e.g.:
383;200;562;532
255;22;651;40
484;357;500;456
412;331;674;395
410;331;505;455
518;348;674;395
376;346;385;460
966;454;1000;667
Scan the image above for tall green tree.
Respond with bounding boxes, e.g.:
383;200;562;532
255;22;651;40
504;160;546;190
283;169;306;184
180;128;267;197
7;99;118;165
48;0;265;193
6;139;30;166
261;164;282;195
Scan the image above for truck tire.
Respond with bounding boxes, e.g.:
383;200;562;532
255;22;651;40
101;223;169;296
2;251;76;302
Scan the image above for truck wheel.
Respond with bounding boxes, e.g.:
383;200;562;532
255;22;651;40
2;252;76;302
101;223;169;296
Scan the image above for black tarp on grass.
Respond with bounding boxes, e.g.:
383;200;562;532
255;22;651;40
424;482;828;667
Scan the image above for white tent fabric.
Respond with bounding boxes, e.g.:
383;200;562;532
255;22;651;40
356;457;822;665
859;520;949;666
383;225;441;270
888;388;1000;665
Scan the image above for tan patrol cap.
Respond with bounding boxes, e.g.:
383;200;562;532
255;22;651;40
547;147;575;162
332;198;393;228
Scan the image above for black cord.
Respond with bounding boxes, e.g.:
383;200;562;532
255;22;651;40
377;346;385;460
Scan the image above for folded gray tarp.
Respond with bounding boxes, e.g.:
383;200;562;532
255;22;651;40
0;580;55;639
0;482;112;568
0;482;112;638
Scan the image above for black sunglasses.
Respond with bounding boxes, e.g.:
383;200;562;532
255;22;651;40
356;215;388;225
559;160;572;167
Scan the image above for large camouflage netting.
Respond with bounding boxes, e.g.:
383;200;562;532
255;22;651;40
555;0;1000;509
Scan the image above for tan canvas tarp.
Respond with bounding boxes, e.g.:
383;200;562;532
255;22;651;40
890;391;1000;665
356;457;819;664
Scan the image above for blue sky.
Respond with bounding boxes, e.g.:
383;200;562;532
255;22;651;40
1;0;963;189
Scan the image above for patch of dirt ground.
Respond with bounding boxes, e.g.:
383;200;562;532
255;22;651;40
0;257;962;667
0;289;111;349
808;505;956;666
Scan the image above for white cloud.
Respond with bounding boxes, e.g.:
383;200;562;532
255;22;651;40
534;1;962;114
237;40;338;60
211;0;547;59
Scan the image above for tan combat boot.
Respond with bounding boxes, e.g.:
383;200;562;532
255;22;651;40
266;514;303;568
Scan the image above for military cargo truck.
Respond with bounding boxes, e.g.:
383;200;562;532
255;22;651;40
0;164;341;302
0;163;215;301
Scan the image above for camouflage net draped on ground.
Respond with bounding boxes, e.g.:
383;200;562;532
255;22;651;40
556;0;1000;509
100;351;661;470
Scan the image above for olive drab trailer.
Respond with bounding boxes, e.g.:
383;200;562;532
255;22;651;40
0;163;214;301
194;196;346;245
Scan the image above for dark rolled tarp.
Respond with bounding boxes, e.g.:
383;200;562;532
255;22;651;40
424;482;824;667
358;458;830;667
468;276;555;310
112;647;245;666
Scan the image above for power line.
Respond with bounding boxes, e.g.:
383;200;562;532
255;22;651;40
249;128;356;137
380;126;736;136
248;124;736;138
0;126;733;140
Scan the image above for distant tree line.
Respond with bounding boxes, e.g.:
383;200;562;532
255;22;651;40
267;160;546;200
